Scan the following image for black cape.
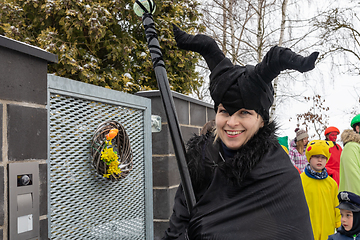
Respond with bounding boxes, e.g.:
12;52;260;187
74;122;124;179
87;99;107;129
163;122;314;240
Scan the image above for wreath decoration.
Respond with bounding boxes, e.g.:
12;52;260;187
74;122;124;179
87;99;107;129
90;120;133;181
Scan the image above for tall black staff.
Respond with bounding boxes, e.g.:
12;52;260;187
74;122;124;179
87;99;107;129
133;0;196;212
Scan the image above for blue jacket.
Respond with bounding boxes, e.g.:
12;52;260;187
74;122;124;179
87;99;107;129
328;230;360;240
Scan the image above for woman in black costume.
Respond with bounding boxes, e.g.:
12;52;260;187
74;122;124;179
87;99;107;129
163;25;318;240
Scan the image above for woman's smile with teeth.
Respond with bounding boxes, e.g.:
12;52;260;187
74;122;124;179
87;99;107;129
225;130;244;135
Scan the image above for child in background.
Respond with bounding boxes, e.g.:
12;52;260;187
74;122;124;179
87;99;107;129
324;126;342;186
289;128;309;172
328;191;360;239
301;140;341;240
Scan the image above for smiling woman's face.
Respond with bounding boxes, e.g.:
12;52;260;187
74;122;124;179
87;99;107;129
215;104;264;150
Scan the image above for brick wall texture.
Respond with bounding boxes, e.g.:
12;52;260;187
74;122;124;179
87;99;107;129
0;44;50;240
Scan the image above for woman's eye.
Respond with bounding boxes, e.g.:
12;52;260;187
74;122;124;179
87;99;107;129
240;110;251;115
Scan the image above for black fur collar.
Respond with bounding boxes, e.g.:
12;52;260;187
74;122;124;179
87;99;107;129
186;121;278;189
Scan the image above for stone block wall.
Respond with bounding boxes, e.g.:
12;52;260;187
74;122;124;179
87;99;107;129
136;91;215;240
0;35;57;240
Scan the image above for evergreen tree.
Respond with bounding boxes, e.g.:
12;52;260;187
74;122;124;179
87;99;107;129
0;0;204;94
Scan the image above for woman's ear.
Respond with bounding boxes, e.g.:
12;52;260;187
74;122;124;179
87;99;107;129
257;114;264;128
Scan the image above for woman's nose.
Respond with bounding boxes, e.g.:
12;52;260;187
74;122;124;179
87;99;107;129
227;115;239;127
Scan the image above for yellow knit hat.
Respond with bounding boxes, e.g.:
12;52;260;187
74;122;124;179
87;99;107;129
305;140;334;162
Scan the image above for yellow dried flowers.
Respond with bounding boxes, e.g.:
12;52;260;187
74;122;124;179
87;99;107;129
101;128;121;178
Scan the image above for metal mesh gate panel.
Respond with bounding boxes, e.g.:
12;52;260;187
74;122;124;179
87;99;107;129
47;75;153;240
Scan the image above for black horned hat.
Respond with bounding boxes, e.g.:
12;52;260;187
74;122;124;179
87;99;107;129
172;24;319;120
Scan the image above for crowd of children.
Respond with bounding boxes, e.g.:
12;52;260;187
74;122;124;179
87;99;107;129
283;114;360;240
